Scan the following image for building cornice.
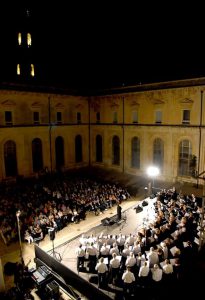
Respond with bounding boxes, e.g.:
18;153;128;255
1;77;205;97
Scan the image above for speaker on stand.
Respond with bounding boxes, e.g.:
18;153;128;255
48;228;62;262
48;228;55;241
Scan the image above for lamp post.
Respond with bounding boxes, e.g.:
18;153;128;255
147;166;160;197
16;210;23;263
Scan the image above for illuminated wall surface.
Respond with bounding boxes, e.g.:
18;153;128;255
0;79;205;182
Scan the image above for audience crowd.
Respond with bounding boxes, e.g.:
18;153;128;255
0;175;130;246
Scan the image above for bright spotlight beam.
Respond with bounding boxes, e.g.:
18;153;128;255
147;166;160;177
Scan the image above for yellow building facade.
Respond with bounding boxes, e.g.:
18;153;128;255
0;78;205;184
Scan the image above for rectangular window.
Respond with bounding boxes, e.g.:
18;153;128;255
77;112;81;124
33;111;40;124
96;112;100;123
5;111;13;125
113;111;118;123
155;110;162;124
57;112;62;124
182;110;190;124
132;111;138;123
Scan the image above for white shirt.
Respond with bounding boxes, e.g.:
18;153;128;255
152;267;163;282
100;245;110;256
139;265;150;277
163;263;173;274
110;247;119;256
76;247;85;257
87;245;98;256
125;256;136;267
122;270;135;283
147;251;159;267
95;262;108;274
110;257;120;269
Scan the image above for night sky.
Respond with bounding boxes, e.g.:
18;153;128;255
1;3;205;90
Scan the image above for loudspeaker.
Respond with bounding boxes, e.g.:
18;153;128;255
89;274;98;284
48;228;55;241
101;217;110;226
134;205;143;213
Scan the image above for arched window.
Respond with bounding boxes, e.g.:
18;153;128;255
18;32;22;45
131;137;140;168
96;135;103;162
55;136;64;170
75;135;82;163
30;64;35;77
32;138;43;172
153;138;164;170
178;139;192;176
4;140;18;177
27;33;32;46
112;135;120;165
17;64;21;75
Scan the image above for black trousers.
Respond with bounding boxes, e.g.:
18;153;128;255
98;272;107;288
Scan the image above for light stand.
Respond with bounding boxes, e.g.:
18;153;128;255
48;228;62;262
16;210;24;264
147;166;160;198
51;239;62;262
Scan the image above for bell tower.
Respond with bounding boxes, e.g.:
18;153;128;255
15;6;36;80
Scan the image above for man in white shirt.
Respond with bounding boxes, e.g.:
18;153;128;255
86;242;98;272
122;266;135;296
109;253;121;285
151;264;163;285
95;257;108;288
163;259;173;275
125;252;136;273
147;247;159;268
138;261;150;287
75;244;86;272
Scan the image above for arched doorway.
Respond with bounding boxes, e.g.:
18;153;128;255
55;136;65;170
32;138;43;172
131;137;140;168
153;138;164;171
96;135;103;162
4;140;18;177
112;135;120;165
75;135;82;163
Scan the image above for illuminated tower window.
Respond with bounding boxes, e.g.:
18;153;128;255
18;32;22;45
27;33;32;46
30;64;35;77
17;64;21;75
26;9;30;17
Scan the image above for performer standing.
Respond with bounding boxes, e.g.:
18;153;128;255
117;203;122;220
